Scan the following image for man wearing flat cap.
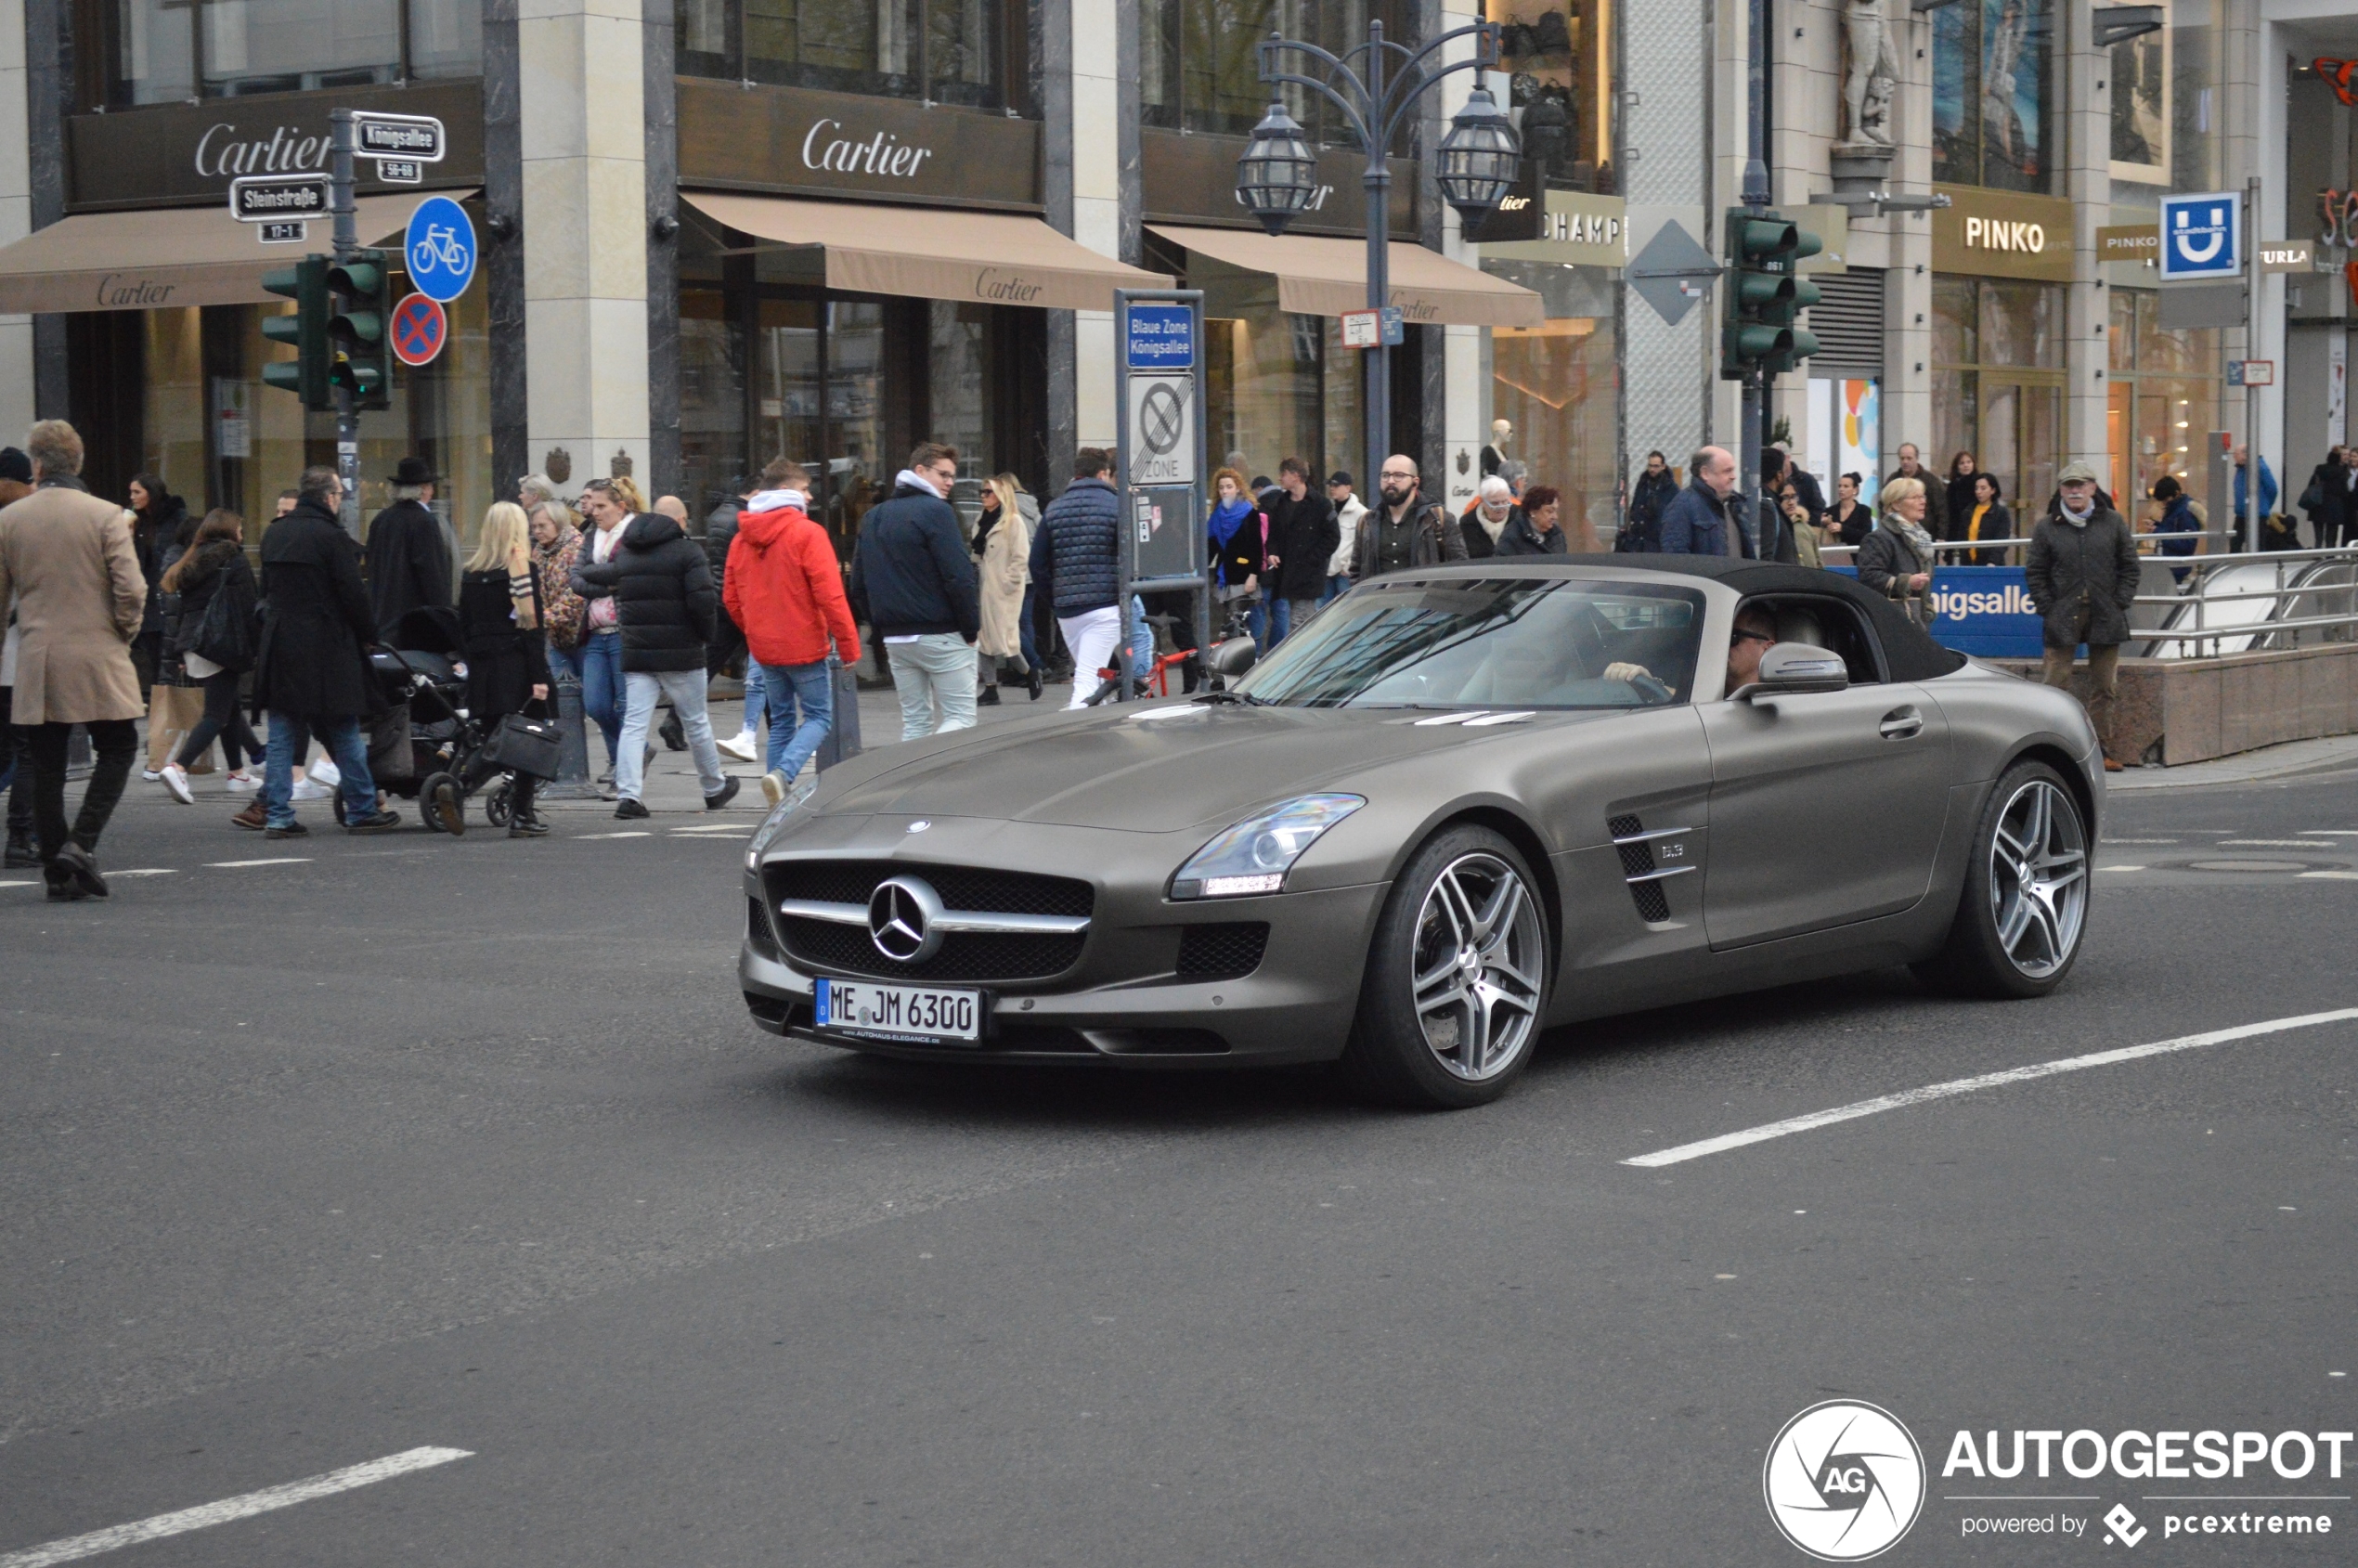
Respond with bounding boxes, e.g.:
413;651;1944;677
364;456;454;644
2025;459;2141;771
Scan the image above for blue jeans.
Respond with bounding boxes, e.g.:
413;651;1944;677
1320;574;1350;604
545;638;585;685
263;713;376;829
763;660;834;779
1017;582;1043;673
1248;595;1291;648
744;657;770;736
579;631;624;768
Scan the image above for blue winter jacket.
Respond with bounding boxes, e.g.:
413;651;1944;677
1029;477;1122;614
849;480;979;640
1657;476;1753;557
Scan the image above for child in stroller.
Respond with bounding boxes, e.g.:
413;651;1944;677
367;607;547;834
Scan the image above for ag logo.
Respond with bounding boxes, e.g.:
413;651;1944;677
1764;1400;1925;1561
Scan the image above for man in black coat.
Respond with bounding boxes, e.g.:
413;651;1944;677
2026;460;2141;771
253;467;399;837
851;442;981;738
1029;447;1122;709
1622;450;1678;551
1263;457;1339;647
571;476;739;818
364;457;454;644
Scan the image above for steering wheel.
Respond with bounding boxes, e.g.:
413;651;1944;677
1626;672;1673;704
1567;603;1613;676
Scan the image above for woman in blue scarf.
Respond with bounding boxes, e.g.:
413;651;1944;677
1207;467;1269;641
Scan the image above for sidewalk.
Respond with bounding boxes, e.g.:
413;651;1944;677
2107;732;2358;792
537;674;1083;815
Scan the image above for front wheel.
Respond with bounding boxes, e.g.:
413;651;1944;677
1914;760;2090;998
1342;825;1550;1108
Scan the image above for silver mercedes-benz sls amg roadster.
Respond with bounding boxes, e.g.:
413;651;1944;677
740;557;2102;1108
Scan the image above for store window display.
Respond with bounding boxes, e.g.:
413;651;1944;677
1480;259;1617;542
1931;275;2065;507
1932;0;2055;192
1487;0;1613;193
2105;288;2219;506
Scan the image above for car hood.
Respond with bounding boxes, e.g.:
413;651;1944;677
820;703;1617;832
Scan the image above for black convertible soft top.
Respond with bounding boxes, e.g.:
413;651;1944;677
1401;555;1971;684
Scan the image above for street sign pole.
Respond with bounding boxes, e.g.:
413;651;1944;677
1114;290;1207;702
330;109;361;538
2246;174;2261;555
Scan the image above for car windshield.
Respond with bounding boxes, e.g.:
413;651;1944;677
1235;577;1707;709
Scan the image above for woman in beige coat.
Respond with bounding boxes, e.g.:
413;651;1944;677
972;473;1036;706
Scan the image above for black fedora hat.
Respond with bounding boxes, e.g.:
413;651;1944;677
387;456;440;486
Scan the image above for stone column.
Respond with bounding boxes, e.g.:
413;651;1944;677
0;0;32;438
643;0;680;501
1622;0;1720;473
519;0;650;490
1882;0;1935;473
2063;0;2108;472
1069;0;1128;447
19;0;67;421
485;0;530;496
1430;0;1484;516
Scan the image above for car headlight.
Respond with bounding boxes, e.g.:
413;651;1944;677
1170;794;1364;900
744;796;803;871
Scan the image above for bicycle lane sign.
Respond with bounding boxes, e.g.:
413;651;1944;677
405;195;477;303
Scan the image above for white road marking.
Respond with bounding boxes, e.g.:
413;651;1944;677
2300;870;2358;880
2099;865;2145;873
203;858;311;869
1623;1007;2358;1169
2219;839;2341;848
0;879;39;888
107;869;177;877
2101;837;2180;845
577;830;651;839
0;1446;472;1568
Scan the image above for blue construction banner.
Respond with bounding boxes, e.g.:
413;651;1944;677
1822;564;2045;657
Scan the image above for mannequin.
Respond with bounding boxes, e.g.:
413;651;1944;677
1481;420;1512;478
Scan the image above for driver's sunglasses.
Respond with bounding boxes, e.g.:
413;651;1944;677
1732;628;1776;645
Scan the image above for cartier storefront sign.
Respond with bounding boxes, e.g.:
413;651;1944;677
1141;128;1416;240
677;81;1043;211
66;80;482;213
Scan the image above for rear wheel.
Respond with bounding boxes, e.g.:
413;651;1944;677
1342;825;1549;1108
422;771;465;836
1914;760;2089;997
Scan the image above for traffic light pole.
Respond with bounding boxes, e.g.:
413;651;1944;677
330;110;360;538
1739;0;1769;559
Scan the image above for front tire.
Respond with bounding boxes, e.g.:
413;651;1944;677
1342;825;1550;1108
1914;760;2090;998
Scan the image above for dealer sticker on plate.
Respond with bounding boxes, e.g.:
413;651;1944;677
814;977;984;1046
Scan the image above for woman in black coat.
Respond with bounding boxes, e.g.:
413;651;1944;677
1944;452;1983;541
458;502;551;837
1950;471;2015;565
155;509;264;803
127;473;191;686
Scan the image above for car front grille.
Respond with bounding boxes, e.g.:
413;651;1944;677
1176;922;1269;979
763;859;1095;983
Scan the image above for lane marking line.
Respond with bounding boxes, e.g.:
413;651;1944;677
2219;838;2343;848
2300;870;2358;880
2099;865;2145;873
0;880;40;888
203;858;311;868
107;869;177;877
0;1445;473;1568
1622;1007;2358;1169
576;830;651;839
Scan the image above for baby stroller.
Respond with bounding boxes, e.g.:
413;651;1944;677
368;608;546;834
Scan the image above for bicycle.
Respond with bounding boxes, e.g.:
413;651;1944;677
410;224;469;277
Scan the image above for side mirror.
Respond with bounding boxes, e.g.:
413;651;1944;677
1730;641;1848;701
1207;636;1260;684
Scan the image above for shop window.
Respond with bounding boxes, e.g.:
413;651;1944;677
1932;0;2055;192
2104;286;2218;506
1193;251;1354;485
1487;0;1614;194
2107;0;2225;190
88;0;477;107
1483;260;1615;546
1140;0;1414;147
685;0;1021;113
1931;275;2065;508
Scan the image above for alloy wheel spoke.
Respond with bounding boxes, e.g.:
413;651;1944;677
1995;889;2035;953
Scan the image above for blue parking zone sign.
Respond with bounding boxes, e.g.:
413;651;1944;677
2158;191;2240;280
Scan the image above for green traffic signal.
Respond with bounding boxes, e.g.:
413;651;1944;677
327;249;393;410
259;256;330;410
1719;208;1823;380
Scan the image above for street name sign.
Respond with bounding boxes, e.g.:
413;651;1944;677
229;174;330;222
353;112;447;163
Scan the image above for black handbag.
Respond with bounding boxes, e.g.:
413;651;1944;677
192;576;257;672
482;709;563;780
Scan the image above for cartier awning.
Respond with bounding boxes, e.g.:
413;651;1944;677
1147;224;1544;328
0;194;468;315
682;192;1173;312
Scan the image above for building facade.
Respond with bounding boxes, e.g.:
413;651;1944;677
0;0;2292;543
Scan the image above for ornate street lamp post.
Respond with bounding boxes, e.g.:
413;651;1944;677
1236;21;1519;488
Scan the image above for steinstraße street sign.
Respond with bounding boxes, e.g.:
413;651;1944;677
390;293;449;368
229;174;330;223
404;195;477;303
1127;375;1196;486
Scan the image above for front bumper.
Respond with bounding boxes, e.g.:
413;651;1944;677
740;862;1377;1070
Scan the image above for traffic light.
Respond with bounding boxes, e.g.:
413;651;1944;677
259;255;330;410
1720;210;1823;380
326;249;393;410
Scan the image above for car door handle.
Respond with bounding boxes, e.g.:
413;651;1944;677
1879;706;1924;741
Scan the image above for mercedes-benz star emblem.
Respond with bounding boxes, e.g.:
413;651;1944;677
868;875;946;964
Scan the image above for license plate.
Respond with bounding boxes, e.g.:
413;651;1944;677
813;977;985;1046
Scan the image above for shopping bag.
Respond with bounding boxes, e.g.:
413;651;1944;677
817;657;862;771
145;682;209;771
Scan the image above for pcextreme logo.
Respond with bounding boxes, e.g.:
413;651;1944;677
1765;1401;1928;1561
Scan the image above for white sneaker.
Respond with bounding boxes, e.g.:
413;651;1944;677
292;778;333;801
308;757;342;789
160;763;194;805
225;771;262;792
718;730;758;762
760;769;786;806
141;769;162;782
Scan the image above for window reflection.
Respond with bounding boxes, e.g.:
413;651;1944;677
685;0;1017;111
1933;0;2054;191
101;0;480;105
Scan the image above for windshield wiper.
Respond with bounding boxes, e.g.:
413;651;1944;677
1198;689;1275;706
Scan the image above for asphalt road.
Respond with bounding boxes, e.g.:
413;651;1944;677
2;745;2353;1566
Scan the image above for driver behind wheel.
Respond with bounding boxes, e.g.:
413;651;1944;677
1605;603;1776;695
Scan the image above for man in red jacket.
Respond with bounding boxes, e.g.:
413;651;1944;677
724;459;863;807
